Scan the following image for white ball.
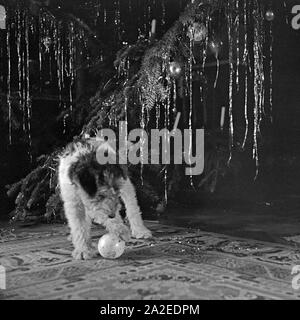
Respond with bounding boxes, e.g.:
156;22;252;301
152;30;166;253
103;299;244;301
98;234;125;259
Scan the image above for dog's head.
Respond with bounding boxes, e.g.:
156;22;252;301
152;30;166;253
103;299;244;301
68;151;127;218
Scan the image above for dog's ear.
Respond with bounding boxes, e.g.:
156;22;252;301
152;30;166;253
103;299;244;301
77;168;98;197
69;164;97;197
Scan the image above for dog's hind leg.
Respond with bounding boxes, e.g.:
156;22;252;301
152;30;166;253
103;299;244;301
119;178;152;239
64;200;97;260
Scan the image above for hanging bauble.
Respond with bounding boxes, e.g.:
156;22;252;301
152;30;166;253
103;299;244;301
265;9;275;22
0;5;6;30
208;39;223;57
42;36;52;52
169;61;182;78
188;22;208;43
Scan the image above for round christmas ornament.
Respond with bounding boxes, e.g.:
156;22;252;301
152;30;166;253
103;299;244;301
98;233;125;259
169;61;182;78
208;39;222;57
265;9;275;22
188;22;208;42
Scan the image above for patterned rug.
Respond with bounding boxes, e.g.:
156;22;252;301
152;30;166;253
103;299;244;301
1;222;300;300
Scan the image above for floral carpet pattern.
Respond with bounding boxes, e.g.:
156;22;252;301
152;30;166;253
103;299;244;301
0;222;300;300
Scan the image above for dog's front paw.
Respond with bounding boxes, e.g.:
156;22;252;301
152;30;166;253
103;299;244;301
72;247;98;260
132;226;152;239
118;225;131;242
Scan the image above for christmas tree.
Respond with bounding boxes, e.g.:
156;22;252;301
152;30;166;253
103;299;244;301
0;0;274;223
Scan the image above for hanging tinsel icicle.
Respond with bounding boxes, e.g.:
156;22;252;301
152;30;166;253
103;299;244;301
128;0;132;14
114;0;121;39
235;0;240;91
201;11;210;126
25;11;32;159
18;10;26;132
269;11;273;123
172;78;177;119
7;7;33;151
227;1;234;163
145;0;151;36
67;21;76;112
95;0;101;26
163;59;172;202
103;4;107;24
155;96;160;128
53;20;65;131
242;0;249;149
188;34;195;188
6;14;12;144
283;1;288;25
161;0;166;30
213;43;220;89
22;10;27;134
252;0;266;178
139;91;146;186
202;10;210;71
38;12;43;91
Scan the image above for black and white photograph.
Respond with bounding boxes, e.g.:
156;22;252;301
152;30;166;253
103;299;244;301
0;0;300;304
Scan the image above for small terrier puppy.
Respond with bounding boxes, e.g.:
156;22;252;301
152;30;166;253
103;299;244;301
58;139;152;260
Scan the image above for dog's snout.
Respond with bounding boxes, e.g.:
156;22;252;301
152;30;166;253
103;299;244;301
108;212;115;218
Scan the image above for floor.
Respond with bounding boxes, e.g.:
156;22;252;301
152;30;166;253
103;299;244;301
1;219;300;300
1;183;300;300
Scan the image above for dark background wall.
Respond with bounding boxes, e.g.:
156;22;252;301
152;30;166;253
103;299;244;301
273;0;300;155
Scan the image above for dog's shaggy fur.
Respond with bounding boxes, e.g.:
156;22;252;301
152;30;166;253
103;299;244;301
58;139;152;260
